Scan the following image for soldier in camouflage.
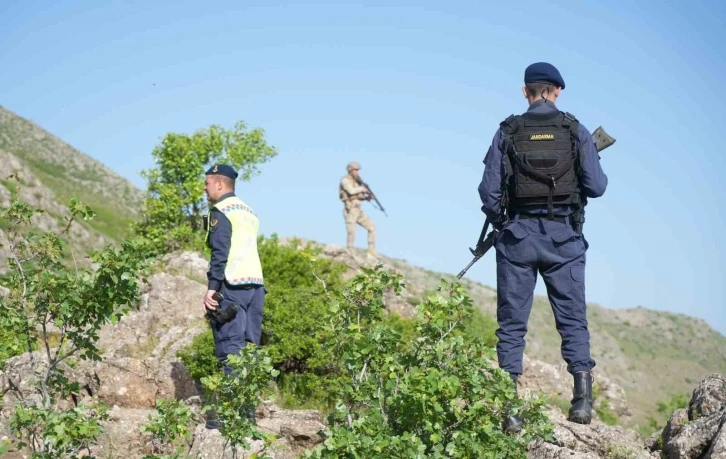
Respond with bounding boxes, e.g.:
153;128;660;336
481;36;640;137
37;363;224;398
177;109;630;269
339;161;378;258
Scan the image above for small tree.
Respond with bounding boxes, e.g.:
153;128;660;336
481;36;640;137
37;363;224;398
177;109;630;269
134;121;278;252
0;174;149;457
140;397;198;459
200;345;280;458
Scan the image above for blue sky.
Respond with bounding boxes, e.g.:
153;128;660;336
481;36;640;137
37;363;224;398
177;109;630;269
2;0;725;334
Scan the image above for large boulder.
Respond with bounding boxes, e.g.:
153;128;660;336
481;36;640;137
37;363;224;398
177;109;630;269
654;374;726;459
528;407;657;458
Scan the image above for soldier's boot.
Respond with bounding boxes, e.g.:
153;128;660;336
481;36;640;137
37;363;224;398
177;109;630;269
568;371;593;425
503;376;523;434
205;407;222;430
367;234;380;258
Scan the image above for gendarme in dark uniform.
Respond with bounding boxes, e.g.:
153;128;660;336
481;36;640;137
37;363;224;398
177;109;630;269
202;164;266;375
478;62;608;432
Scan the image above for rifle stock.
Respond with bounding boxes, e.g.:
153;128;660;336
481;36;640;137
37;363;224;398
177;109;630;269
592;126;616;153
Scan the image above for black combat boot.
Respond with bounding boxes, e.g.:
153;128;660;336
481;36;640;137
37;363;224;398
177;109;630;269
503;375;523;434
568;371;593;424
243;402;257;425
205;408;222;430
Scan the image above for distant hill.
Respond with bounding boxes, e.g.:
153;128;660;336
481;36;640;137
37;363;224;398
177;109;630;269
0;105;143;272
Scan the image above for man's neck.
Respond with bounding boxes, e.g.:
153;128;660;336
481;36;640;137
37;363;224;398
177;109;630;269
213;191;235;205
529;97;556;105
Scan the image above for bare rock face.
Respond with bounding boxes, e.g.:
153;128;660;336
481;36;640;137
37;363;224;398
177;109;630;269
528;407;657;458
256;401;326;452
689;375;726;420
188;424;267;459
660;409;689;448
1;351;98;411
89;407;157;458
93;358;159;409
83;272;208;409
186;401;326;459
708;420;726;458
654;374;726;459
159;251;209;282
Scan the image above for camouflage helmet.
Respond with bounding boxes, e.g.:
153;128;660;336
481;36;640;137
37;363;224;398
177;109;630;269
346;161;361;172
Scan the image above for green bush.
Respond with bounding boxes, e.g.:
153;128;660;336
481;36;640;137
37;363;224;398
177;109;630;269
176;327;221;384
178;234;504;418
140;398;198;458
595;399;619;426
178;235;349;411
1;180;149;457
304;266;554;458
644;392;690;436
460;306;499;348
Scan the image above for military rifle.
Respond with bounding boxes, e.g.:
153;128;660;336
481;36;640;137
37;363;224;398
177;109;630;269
355;175;388;217
456;125;616;280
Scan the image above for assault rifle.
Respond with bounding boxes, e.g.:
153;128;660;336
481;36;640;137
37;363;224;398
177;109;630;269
355;175;388;217
456;125;616;280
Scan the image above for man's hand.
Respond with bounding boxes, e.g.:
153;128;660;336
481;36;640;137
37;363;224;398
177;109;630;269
204;290;219;313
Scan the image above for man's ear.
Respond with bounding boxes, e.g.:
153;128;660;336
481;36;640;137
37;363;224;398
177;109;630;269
522;86;528;99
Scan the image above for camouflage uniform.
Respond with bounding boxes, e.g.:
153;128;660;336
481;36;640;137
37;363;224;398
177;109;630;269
339;161;377;256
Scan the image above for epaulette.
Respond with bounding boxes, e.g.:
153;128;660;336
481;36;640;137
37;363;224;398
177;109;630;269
499;114;520;134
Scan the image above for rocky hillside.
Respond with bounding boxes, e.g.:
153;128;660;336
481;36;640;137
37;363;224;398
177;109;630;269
290;240;726;433
2;249;724;458
0;105;143;273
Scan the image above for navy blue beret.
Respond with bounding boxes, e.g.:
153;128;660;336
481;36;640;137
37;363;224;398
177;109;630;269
205;164;238;180
524;62;565;89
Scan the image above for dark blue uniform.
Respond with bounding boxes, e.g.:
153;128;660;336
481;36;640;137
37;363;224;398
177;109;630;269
478;99;608;378
207;191;266;376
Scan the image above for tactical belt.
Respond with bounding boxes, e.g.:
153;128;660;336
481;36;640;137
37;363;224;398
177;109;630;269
517;214;571;225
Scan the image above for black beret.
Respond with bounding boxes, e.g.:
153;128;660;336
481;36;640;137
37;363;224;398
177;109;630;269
205;164;238;180
524;62;565;89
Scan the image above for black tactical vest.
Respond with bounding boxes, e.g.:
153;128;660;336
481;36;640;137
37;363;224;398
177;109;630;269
499;111;583;219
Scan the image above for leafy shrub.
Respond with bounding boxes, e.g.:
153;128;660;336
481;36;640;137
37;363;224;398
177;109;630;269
140;397;198;459
176;326;221;384
200;345;279;457
644;392;690;436
1;175;149;457
304;265;554;458
595;399;619;426
178;235;349;410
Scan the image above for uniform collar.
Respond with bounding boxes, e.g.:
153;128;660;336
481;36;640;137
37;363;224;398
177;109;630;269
527;98;558;112
214;191;236;204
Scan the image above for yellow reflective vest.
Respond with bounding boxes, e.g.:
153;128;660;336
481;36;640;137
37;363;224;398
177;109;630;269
206;195;264;286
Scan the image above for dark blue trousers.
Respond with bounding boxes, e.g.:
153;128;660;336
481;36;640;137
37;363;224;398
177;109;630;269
494;217;596;377
211;284;266;375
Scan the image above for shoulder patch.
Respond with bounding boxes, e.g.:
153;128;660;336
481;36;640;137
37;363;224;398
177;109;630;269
210;218;218;227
